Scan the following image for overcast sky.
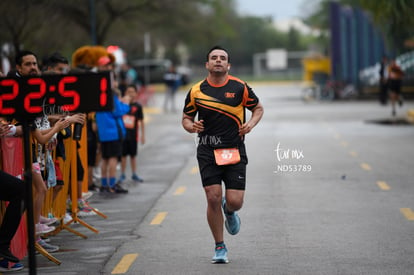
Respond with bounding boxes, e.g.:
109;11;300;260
235;0;307;20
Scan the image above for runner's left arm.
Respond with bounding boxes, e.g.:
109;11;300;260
239;102;264;136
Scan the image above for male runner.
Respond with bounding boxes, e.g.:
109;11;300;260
182;45;264;263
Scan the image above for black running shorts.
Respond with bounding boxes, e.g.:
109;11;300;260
122;139;138;157
101;140;123;159
197;144;248;190
388;79;402;94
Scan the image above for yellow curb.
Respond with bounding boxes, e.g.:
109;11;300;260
407;109;414;124
143;107;162;114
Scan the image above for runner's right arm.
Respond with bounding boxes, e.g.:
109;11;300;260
182;114;204;134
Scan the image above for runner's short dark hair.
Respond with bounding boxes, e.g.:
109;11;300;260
206;46;230;62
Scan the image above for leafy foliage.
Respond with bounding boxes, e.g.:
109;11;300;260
0;0;317;68
301;0;414;53
359;0;414;52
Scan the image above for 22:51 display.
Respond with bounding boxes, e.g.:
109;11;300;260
0;71;114;118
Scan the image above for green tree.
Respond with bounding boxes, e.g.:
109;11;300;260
0;0;238;65
359;0;414;52
211;16;289;67
287;27;302;51
302;0;414;53
0;0;50;54
0;0;319;70
145;0;239;61
46;0;159;45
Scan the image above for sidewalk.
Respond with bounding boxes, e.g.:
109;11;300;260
18;90;191;274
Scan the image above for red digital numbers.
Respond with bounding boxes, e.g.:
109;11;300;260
24;78;47;113
58;76;80;111
1;72;111;117
0;79;19;115
100;77;108;106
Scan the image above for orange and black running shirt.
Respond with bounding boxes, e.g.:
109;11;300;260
183;75;259;148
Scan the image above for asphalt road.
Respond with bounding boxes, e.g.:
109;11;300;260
15;83;414;275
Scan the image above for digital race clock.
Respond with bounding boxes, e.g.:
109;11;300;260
0;71;114;118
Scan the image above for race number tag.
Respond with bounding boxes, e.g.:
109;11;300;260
122;115;136;129
213;148;240;166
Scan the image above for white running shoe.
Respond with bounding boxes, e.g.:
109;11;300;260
63;213;73;224
40;215;58;226
35;223;55;234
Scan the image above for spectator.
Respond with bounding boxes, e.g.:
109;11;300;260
378;55;388;105
0;124;26;272
163;65;181;112
43;52;70;74
119;85;145;183
118;63;138;94
13;50;70;252
0;170;25;272
388;59;405;116
95;88;131;193
44;53;93;217
87;112;100;192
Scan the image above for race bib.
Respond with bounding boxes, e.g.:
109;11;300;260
214;148;240;166
122;115;136;129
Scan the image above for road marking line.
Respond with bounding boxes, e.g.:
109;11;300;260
400;208;414;221
143;107;162;114
150;212;168;225
349;151;358;157
360;163;372;171
376;181;390;190
190;166;199;174
111;253;139;274
143;116;152;124
174;186;187;195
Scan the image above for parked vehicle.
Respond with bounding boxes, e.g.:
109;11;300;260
130;59;191;85
130;59;172;84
